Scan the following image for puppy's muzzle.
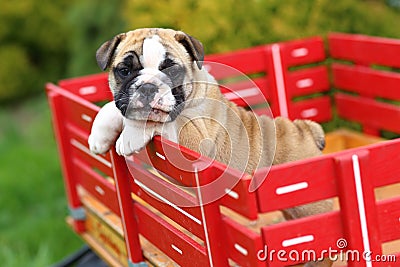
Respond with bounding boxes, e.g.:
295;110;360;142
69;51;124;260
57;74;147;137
137;83;159;106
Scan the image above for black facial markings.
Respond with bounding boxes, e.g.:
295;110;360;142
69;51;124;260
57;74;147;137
114;89;129;115
158;57;188;121
114;80;135;116
114;51;142;79
159;58;186;87
114;52;188;120
169;85;185;121
113;51;143;115
159;58;175;70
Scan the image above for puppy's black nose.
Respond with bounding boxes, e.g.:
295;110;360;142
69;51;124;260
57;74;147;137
137;83;158;105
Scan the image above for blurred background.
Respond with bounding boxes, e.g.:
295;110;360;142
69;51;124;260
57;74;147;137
0;0;399;266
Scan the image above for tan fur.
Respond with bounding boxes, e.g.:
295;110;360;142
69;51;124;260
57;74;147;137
175;70;275;174
174;65;325;174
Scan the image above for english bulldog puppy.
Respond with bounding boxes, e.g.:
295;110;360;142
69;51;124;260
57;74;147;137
88;28;332;267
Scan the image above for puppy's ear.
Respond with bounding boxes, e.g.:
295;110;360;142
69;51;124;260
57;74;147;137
175;32;204;70
96;33;125;71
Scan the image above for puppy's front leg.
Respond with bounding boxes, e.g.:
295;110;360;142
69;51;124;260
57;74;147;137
88;101;123;154
116;120;154;156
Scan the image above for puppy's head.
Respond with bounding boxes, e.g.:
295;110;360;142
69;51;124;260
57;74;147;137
96;28;204;123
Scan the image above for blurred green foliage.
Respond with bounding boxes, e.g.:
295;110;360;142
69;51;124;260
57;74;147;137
0;0;125;103
0;0;399;103
0;98;82;266
0;1;70;102
66;0;125;76
124;0;400;54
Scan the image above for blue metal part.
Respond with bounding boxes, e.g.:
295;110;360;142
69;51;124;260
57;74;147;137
69;206;86;220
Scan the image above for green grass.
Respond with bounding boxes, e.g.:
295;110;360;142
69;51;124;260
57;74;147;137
0;94;83;267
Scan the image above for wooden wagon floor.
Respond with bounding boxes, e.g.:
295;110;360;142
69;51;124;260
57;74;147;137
70;129;399;267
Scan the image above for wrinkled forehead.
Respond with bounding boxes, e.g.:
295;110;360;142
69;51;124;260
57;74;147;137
113;29;188;65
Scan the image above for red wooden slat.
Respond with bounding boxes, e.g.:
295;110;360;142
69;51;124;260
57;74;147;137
329;33;400;68
111;151;145;264
193;159;258;220
65;121;89;145
368;139;400;187
130;180;205;240
73;158;120;216
133;136;204;187
267;37;327;119
59;72;112;103
289;96;332;122
126;160;206;240
62;96;99;133
263;71;281;118
262;211;343;267
219;174;258;220
65;120;113;177
222;217;264;267
335;150;382;267
193;164;230;266
255;157;337;213
134;203;209;267
46;86;86;232
376;197;400;242
335;93;400;134
127;160;199;208
332;63;400;100
46;82;101;113
69;136;114;178
286;66;330;98
279;37;326;68
55;83;113;167
204;46;268;80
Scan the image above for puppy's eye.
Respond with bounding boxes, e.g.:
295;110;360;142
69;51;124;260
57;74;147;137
117;67;131;77
159;58;176;70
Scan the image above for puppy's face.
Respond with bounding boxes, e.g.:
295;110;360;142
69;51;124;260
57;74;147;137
96;28;204;123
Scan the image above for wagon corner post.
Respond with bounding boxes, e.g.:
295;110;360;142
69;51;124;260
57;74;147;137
334;149;382;267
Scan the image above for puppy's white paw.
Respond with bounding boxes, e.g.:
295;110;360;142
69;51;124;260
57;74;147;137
115;121;154;156
115;135;144;156
88;101;124;155
88;133;113;154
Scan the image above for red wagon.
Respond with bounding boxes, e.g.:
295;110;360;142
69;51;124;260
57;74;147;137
46;33;400;267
